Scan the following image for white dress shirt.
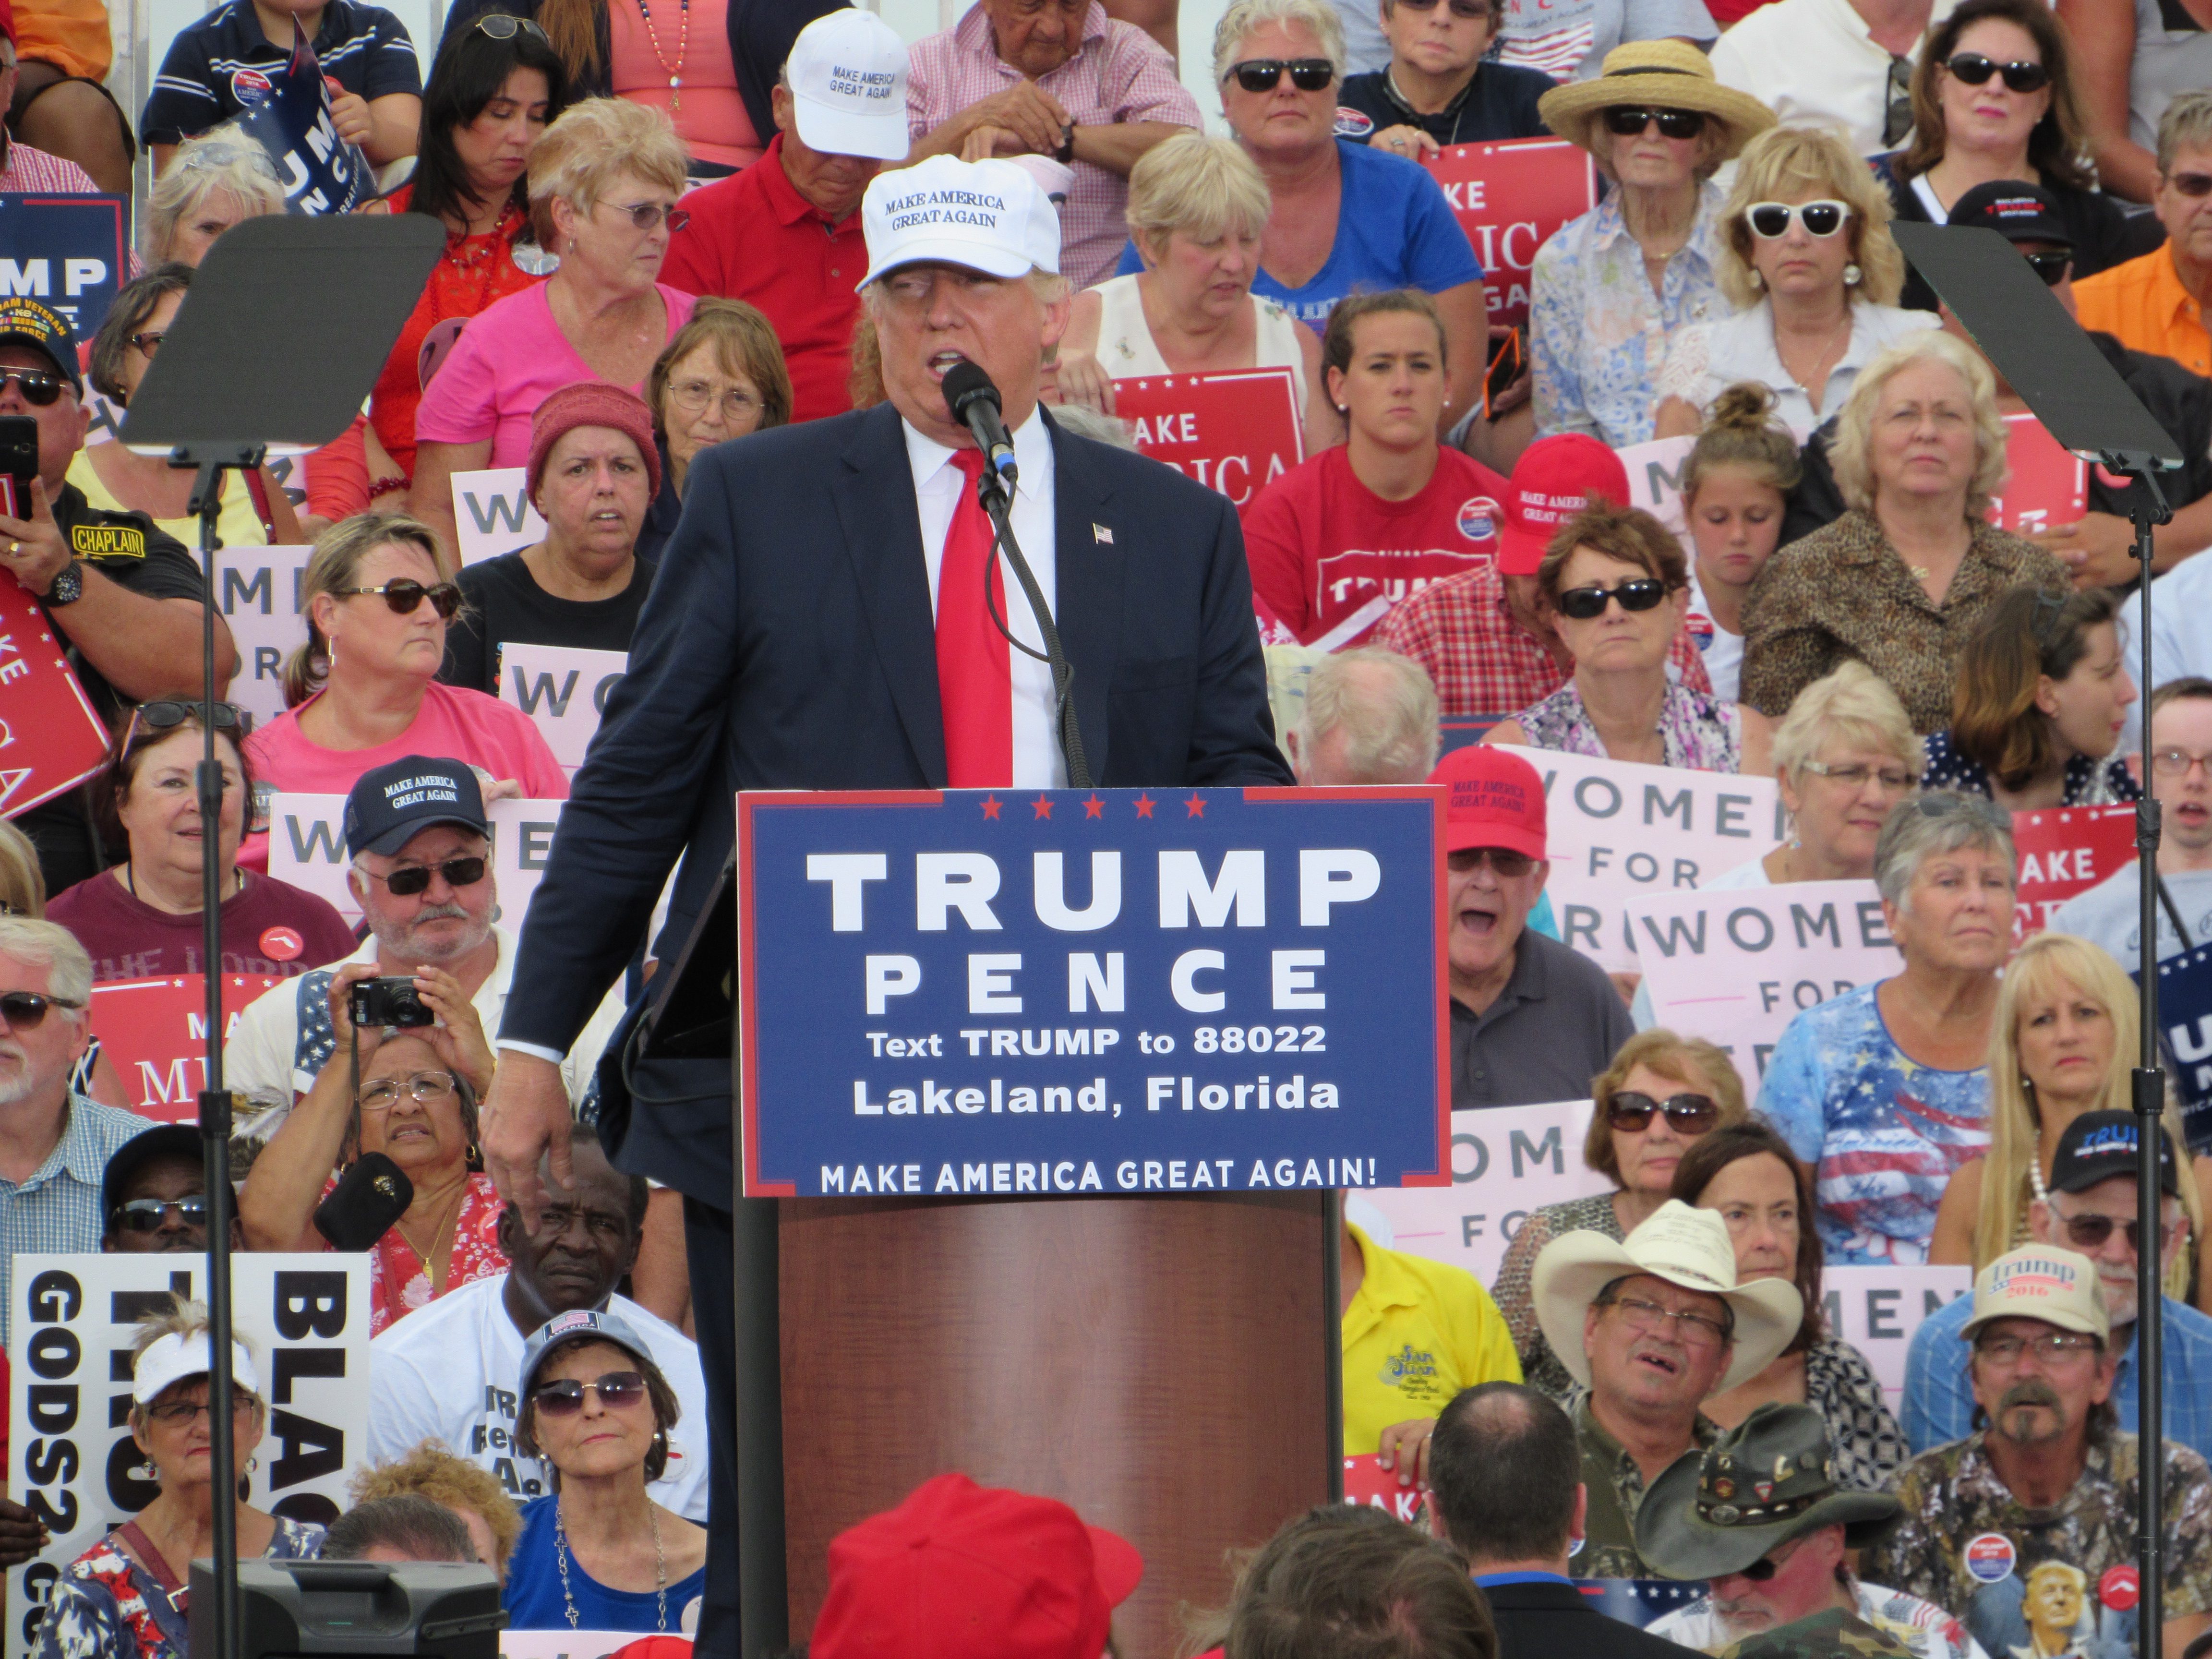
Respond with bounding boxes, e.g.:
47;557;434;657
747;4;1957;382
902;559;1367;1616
904;408;1067;790
1709;0;1958;158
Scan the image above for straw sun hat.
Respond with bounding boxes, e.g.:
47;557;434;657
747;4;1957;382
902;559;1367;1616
1537;40;1777;162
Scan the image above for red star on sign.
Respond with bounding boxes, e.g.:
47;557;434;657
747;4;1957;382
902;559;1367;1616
980;796;1002;819
1033;796;1054;819
1083;795;1105;818
1186;795;1207;818
1134;795;1155;818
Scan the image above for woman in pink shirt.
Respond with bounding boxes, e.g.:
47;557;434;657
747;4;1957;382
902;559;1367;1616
409;96;698;565
242;515;567;871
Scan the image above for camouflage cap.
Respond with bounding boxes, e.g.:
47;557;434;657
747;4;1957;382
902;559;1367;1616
1635;1403;1900;1581
1721;1609;1921;1659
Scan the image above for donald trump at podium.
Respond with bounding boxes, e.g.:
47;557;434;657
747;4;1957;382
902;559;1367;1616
478;153;1294;1653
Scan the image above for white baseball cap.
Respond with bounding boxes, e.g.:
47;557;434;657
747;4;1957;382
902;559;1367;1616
858;154;1062;289
786;8;911;162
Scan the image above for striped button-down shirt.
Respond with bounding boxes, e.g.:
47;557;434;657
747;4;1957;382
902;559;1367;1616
0;1097;158;1346
0;141;103;194
905;1;1201;289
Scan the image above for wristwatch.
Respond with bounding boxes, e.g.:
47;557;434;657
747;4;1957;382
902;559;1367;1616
45;560;83;607
1056;123;1076;164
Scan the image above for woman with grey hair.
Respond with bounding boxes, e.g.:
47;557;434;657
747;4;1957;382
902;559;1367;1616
144;126;284;266
1739;330;2071;733
1755;791;2015;1267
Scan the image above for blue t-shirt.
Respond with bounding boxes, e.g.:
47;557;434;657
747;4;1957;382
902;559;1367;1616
1756;982;1991;1268
1113;139;1483;323
502;1497;708;1634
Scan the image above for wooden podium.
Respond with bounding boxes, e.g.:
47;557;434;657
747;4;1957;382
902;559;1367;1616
753;1191;1334;1654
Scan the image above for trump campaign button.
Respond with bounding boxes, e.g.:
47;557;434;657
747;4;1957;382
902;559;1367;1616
1458;497;1500;542
1964;1534;2017;1583
231;67;274;105
260;926;304;963
2101;1565;2140;1611
1334;106;1374;138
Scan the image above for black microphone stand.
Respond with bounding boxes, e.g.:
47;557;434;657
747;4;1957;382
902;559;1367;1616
969;457;1092;790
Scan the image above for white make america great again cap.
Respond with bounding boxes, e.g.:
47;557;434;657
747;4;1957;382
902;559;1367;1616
858;154;1062;289
786;7;910;161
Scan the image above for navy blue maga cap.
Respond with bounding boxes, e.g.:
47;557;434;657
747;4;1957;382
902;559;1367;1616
343;756;488;860
2050;1108;2176;1196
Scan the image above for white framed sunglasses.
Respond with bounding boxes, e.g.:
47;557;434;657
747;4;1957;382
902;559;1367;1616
1744;199;1853;239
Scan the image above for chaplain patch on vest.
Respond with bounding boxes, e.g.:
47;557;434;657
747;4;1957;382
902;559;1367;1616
71;523;147;560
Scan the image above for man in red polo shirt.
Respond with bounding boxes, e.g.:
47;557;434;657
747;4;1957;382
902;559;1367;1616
661;8;908;424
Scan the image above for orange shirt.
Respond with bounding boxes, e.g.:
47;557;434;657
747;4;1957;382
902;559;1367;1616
12;0;112;81
2073;246;2212;376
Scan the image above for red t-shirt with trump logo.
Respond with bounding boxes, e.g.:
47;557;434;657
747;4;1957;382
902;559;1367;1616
1243;445;1510;649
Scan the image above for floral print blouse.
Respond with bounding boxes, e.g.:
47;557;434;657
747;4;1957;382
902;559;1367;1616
1514;680;1743;772
35;1517;325;1659
1920;728;2142;807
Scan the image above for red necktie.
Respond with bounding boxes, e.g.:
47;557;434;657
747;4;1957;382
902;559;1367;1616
936;448;1013;787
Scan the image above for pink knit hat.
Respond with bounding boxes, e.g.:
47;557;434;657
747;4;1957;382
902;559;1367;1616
526;383;662;503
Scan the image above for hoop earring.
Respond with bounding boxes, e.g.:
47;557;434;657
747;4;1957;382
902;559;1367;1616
1844;263;1863;287
467;1141;482;1171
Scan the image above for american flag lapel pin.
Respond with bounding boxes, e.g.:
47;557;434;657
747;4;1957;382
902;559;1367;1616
1094;524;1114;544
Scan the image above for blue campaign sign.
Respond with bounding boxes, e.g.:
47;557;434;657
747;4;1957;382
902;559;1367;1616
737;786;1450;1199
0;195;128;339
236;24;375;215
2150;944;2212;1150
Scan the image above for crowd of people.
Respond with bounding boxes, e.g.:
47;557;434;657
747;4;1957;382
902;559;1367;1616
9;0;2212;1641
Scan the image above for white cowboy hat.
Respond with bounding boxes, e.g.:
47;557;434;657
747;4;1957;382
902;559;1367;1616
1531;1200;1803;1394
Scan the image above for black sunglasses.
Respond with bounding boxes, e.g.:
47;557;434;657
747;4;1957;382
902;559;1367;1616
0;369;65;407
132;699;242;734
1602;106;1705;140
2023;249;2071;286
1605;1091;1720;1132
1395;0;1494;18
532;1370;649;1416
0;990;83;1030
472;12;551;41
341;579;463;619
365;855;487;897
1228;57;1334;92
1556;578;1668;620
2169;170;2212;198
111;1196;210;1233
1943;51;2050;93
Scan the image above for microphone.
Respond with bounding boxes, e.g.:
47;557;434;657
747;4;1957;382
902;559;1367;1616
942;360;1018;486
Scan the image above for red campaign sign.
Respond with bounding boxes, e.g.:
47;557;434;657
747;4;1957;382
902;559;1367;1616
1422;138;1599;330
88;974;286;1121
1990;413;2088;534
1342;1455;1426;1524
2012;804;2135;940
0;572;112;819
1112;368;1304;510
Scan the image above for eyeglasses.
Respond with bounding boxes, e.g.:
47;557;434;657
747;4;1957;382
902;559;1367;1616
0;369;64;407
1601;106;1705;140
668;379;761;422
362;855;487;897
1801;759;1917;792
1745;199;1852;239
1943;51;2051;93
110;1196;210;1233
471;12;551;42
0;991;82;1030
1605;1293;1730;1349
531;1370;649;1416
1226;57;1335;92
602;200;690;233
1605;1091;1721;1132
177;142;281;181
145;1392;259;1426
2058;1211;2146;1252
128;331;166;358
2169;171;2212;198
1394;0;1494;18
1884;55;1913;149
340;579;463;619
357;1070;460;1112
2023;249;2072;287
1449;846;1536;878
1972;1330;2101;1365
2152;747;2212;778
1556;578;1668;620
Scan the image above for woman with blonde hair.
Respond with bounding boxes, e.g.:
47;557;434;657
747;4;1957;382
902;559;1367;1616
1489;1028;1747;1399
143;127;284;265
240;514;565;868
1931;930;2212;1305
350;1442;523;1581
1655;127;1936;441
412;98;698;564
1056;133;1332;452
1740;330;2071;733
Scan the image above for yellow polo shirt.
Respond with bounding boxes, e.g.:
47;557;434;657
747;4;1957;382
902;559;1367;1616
1341;1222;1522;1455
2073;247;2212;376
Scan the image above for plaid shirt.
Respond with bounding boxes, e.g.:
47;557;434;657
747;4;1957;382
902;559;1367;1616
0;1096;157;1347
905;1;1200;288
1373;559;1713;725
0;140;102;193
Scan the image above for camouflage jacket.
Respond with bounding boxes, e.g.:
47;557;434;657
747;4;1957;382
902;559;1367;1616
1723;1609;1923;1659
1574;1392;1719;1579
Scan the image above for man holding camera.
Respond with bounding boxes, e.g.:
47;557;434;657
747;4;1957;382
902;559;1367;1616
223;757;614;1113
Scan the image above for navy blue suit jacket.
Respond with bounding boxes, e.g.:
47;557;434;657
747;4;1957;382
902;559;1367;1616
505;402;1294;1203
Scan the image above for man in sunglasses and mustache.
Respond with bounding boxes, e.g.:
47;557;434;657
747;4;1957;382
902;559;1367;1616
1900;1111;2212;1469
1866;1242;2212;1659
0;296;237;895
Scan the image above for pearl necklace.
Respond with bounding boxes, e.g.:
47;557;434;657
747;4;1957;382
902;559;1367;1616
633;0;689;114
555;1499;666;1632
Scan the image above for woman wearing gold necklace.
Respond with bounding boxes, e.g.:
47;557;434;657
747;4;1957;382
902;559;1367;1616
505;1311;708;1633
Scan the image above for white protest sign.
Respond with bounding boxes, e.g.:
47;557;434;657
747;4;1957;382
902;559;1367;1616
1498;746;1784;974
1818;1265;1972;1406
7;1253;372;1659
1613;436;1697;539
213;544;313;731
496;643;627;775
266;793;566;930
1631;880;1899;1102
451;469;544;565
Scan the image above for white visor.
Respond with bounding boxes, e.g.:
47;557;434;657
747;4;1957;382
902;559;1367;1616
133;1331;261;1406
